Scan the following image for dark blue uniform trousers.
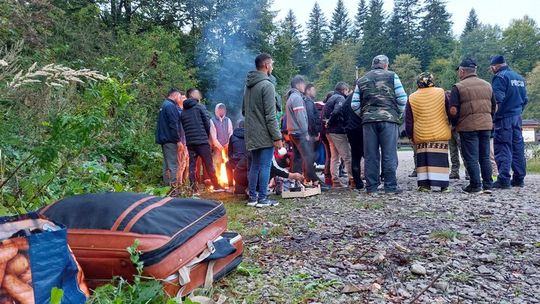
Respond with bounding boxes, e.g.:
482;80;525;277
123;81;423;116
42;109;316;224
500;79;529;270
493;115;526;185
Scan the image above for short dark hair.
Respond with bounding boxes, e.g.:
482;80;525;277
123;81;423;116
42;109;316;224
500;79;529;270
237;120;245;128
186;88;199;98
167;88;180;97
335;81;349;92
290;75;305;89
305;83;315;92
255;53;272;69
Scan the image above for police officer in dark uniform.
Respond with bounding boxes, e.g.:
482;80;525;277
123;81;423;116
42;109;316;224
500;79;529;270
490;55;529;189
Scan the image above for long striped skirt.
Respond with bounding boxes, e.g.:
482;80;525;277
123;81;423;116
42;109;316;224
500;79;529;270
416;141;449;188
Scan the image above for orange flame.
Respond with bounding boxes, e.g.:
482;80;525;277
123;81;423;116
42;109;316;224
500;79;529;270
218;149;229;187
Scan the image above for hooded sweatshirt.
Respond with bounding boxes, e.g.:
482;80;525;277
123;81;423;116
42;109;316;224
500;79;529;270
210;103;233;147
180;98;211;146
242;71;281;151
228;127;247;165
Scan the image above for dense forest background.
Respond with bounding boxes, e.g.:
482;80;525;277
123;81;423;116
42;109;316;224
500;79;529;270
1;0;539;214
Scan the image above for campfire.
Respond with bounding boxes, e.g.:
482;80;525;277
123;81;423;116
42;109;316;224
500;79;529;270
218;149;229;187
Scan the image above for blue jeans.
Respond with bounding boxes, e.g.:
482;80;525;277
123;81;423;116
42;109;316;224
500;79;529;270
460;130;493;189
494;115;526;185
248;147;274;200
363;122;399;192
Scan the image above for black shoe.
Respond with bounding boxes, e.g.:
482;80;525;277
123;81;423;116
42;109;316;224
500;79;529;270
493;181;511;189
511;180;525;188
408;171;417;178
462;185;482;194
246;197;258;207
482;188;493;194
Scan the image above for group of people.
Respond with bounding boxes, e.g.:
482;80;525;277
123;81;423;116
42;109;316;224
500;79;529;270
156;51;528;206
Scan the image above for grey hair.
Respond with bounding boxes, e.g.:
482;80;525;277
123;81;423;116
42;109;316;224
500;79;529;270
290;75;306;89
372;55;389;69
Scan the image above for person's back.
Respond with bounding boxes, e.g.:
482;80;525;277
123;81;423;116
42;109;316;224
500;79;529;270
181;98;210;146
242;71;281;151
357;69;403;124
155;99;180;145
492;66;527;121
324;92;346;134
454;75;493;132
408;86;451;144
286;88;308;135
304;96;322;137
229;127;247;164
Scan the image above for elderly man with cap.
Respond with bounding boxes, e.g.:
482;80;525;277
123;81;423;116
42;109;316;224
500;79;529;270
490;55;529;189
352;55;408;194
449;58;497;194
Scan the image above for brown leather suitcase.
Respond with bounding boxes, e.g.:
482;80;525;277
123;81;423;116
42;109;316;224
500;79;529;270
40;192;243;296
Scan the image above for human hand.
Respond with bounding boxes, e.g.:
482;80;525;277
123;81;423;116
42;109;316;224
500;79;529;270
273;140;283;149
289;172;304;181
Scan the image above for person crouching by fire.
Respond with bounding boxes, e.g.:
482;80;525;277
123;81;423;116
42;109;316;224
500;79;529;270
181;88;224;195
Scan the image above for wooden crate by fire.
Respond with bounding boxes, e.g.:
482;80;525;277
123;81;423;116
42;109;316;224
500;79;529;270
281;184;321;199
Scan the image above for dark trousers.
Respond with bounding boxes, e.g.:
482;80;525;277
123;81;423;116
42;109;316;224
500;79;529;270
363;122;399;193
161;143;178;185
460;130;493;189
188;144;219;190
321;133;331;178
290;133;318;182
347;128;364;189
494;115;526;185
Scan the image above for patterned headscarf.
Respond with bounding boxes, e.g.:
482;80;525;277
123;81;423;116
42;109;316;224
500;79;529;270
416;72;435;88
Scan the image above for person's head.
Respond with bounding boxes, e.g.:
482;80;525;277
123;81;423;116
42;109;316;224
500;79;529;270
167;88;186;106
305;83;316;98
490;55;507;74
290;75;306;93
323;91;334;103
456;58;478;80
416;72;435;89
237;119;245;129
335;81;350;96
372;55;389;70
186;88;202;101
215;103;226;118
255;53;274;75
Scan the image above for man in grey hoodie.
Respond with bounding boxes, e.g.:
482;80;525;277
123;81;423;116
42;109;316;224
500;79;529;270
242;53;283;208
286;75;323;187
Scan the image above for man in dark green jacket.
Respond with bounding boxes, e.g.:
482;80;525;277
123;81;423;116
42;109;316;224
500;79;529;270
242;53;283;208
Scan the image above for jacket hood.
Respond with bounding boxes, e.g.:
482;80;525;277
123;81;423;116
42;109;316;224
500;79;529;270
246;71;270;88
232;127;245;139
214;103;226;117
183;98;198;109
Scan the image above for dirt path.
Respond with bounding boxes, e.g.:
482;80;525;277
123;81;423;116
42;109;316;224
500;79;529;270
205;151;540;304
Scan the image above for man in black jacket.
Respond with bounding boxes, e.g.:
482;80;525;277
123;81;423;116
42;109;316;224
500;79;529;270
324;82;353;188
155;88;184;186
181;88;223;193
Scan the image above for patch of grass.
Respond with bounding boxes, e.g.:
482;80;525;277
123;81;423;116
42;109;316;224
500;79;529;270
449;271;473;283
527;158;540;173
356;201;385;210
236;262;263;277
430;229;463;241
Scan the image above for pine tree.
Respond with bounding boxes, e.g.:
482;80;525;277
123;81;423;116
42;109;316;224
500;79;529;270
330;0;351;45
352;0;368;39
386;0;421;61
462;8;479;37
419;0;453;68
357;0;387;68
305;2;330;76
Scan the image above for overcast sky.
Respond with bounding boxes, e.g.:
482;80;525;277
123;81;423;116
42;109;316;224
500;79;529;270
272;0;539;37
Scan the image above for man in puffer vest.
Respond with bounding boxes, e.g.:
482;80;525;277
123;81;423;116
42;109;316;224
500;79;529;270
352;55;408;194
449;58;497;194
490;55;528;189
